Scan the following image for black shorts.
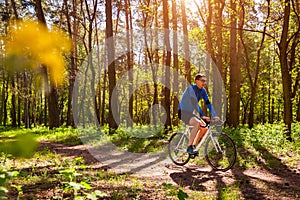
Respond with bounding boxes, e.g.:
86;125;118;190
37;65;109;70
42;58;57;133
178;110;194;124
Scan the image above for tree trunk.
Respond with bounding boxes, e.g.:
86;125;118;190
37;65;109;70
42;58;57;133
35;0;61;128
94;12;102;124
172;0;179;126
235;2;244;126
151;0;159;126
44;91;47;126
11;75;17;127
125;0;134;127
214;0;224;79
213;0;225;118
32;92;37;127
65;0;78;127
101;71;107;126
106;0;118;130
24;72;30;128
0;77;4;125
262;86;266;124
278;0;292;139
84;0;98;127
268;54;273;123
271;97;275;123
248;0;269;128
228;0;239;127
181;0;191;84
297;96;300;122
163;0;172;130
11;0;22;127
206;0;213;75
17;74;21;126
3;77;9;126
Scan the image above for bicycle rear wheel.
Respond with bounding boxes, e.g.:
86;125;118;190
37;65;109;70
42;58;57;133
168;132;190;166
205;132;236;171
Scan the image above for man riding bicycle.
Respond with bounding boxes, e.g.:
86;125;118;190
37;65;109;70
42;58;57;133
178;73;220;155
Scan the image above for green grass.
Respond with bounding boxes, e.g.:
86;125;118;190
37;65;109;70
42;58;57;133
0;123;300;199
0;126;81;145
0;125;172;199
217;182;241;200
224;122;300;169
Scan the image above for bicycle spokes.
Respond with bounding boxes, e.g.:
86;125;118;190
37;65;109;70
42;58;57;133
205;133;236;171
168;132;190;166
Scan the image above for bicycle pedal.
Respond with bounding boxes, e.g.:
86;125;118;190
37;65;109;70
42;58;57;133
189;153;198;159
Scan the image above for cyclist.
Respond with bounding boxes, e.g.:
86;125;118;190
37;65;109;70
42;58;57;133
178;73;220;155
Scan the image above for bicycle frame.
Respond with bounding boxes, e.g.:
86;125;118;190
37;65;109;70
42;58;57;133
183;121;224;154
169;119;236;170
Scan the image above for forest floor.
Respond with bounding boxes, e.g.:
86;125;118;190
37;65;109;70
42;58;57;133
7;140;300;200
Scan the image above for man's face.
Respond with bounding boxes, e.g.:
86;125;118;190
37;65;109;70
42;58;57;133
195;77;207;89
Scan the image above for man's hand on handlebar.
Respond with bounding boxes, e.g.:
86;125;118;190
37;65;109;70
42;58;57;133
201;116;220;122
202;116;210;122
213;116;220;122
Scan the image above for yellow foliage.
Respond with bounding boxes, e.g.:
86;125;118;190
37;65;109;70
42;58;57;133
6;20;71;84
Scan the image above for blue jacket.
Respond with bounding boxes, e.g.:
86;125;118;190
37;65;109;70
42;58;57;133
178;84;217;117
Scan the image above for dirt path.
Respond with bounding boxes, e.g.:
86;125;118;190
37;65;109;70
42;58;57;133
38;141;300;200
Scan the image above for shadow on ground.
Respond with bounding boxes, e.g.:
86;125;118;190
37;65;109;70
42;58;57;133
9;138;300;199
169;131;300;200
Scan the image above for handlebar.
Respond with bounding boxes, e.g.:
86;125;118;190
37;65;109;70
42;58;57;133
192;114;225;127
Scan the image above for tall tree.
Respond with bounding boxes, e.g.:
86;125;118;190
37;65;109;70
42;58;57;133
162;0;172;130
23;72;30;128
10;0;22;127
247;0;270;128
64;0;78;127
172;0;179;126
212;0;225;118
6;0;17;127
35;0;61;128
297;96;300;122
11;74;17;127
124;0;134;126
278;0;293;138
181;0;191;83
106;0;118;130
214;0;224;78
228;0;240;127
0;75;8;126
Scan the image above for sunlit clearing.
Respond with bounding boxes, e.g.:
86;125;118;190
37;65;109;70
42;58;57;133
5;20;71;84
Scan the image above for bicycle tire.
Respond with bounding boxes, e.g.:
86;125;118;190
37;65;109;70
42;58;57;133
205;132;236;171
168;132;190;166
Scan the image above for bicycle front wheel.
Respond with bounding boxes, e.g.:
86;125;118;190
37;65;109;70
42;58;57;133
205;132;236;171
168;132;190;166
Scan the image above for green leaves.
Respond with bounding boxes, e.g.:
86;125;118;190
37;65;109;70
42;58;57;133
0;166;19;197
57;157;108;199
86;190;108;200
162;183;189;200
0;134;38;158
225;123;300;169
162;182;176;189
177;189;189;200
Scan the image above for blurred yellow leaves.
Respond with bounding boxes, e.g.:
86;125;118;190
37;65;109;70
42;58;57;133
5;20;71;84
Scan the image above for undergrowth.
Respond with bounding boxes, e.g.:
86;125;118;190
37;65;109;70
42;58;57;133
0;123;299;199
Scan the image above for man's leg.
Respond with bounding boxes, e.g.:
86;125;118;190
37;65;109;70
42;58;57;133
188;117;200;146
188;117;207;146
187;117;206;154
193;124;208;146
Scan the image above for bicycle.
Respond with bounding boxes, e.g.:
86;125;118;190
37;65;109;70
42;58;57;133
168;116;236;172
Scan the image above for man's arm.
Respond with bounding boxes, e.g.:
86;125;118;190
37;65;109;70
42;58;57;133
202;88;217;118
187;86;206;117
